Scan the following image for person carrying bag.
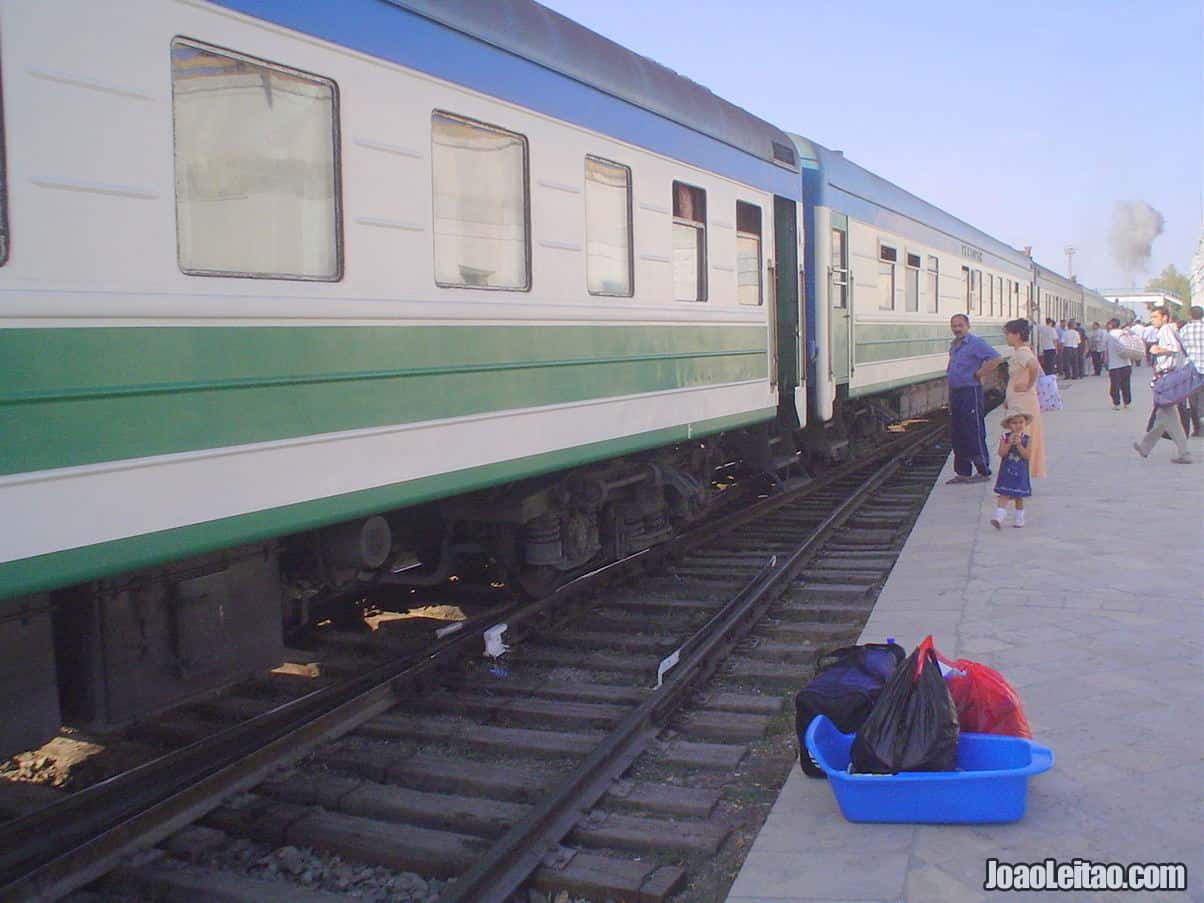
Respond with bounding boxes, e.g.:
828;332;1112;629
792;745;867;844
1133;306;1194;463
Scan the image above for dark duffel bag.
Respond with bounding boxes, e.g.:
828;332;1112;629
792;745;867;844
795;642;905;777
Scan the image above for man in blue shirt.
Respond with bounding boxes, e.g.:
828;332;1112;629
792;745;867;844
946;314;1004;483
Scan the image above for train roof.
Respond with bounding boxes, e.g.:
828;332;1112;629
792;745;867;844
1033;261;1083;292
385;0;799;171
791;134;1033;270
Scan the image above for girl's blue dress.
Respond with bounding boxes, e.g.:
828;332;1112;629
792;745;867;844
994;433;1032;498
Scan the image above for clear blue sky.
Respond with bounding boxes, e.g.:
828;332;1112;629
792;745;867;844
540;0;1203;293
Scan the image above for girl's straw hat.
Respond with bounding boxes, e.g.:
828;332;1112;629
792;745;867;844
1001;411;1033;427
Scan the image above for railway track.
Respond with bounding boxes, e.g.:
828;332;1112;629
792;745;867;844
0;419;950;903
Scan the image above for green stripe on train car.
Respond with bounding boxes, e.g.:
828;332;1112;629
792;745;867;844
0;324;768;475
853;323;1006;366
0;407;775;606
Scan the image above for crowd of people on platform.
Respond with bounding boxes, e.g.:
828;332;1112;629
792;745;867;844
944;305;1203;530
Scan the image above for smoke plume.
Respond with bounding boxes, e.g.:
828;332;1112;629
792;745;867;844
1108;200;1164;277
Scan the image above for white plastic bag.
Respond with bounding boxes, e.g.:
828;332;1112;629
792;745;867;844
1036;374;1062;412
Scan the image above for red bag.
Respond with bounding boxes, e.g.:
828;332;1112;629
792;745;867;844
936;652;1032;739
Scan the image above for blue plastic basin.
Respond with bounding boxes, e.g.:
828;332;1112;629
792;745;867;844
805;715;1054;824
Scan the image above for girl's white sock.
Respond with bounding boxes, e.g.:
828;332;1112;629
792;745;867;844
1013;509;1025;528
991;507;1006;529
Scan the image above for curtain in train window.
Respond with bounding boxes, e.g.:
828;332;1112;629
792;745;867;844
672;182;706;301
878;246;897;310
585;156;632;296
905;253;921;312
432;113;529;290
736;202;762;306
171;41;340;279
927;256;939;312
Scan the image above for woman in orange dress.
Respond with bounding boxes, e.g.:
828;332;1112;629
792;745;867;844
1002;319;1047;478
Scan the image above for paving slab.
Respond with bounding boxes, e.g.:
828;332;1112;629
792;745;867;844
727;374;1204;903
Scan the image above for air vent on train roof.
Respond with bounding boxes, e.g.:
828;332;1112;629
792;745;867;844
772;141;796;166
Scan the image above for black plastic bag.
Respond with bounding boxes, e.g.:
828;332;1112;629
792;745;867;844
795;642;905;777
850;636;959;774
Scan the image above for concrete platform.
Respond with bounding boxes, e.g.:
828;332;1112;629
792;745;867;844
726;372;1204;903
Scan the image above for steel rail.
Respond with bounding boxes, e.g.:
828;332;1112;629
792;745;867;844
0;419;943;902
439;421;946;903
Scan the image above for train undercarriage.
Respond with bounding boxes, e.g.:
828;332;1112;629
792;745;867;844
2;373;973;761
1;427;804;760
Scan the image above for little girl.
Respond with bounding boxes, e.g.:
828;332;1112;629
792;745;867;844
991;412;1033;529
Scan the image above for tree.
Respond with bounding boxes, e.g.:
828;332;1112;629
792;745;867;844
1145;264;1190;303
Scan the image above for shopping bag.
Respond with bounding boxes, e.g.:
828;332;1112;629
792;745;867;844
850;636;960;774
1035;374;1062;412
935;654;1032;738
1118;332;1146;363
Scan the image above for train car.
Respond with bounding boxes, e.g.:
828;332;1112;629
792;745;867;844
1082;285;1128;327
1034;262;1082;326
791;136;1033;459
0;0;807;756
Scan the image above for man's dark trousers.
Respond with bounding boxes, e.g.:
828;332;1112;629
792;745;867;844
1108;366;1132;406
1041;349;1057;376
950;384;991;477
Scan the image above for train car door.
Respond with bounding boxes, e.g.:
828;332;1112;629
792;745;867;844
829;213;851;382
774;196;802;422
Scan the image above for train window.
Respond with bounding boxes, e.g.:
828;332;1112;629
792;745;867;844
878;245;896;310
171;41;341;280
831;229;848;309
585;156;632;296
736;202;762;306
927;256;939;313
905;253;920;312
672;182;706;301
432;112;529;290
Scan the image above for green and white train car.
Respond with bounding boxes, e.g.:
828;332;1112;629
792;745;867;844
1035;263;1084;325
0;0;808;755
795;137;1033;450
